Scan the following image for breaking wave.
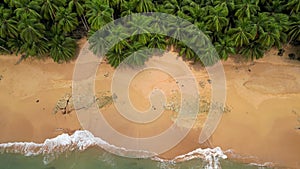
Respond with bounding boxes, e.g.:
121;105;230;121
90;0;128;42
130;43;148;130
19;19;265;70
0;130;227;168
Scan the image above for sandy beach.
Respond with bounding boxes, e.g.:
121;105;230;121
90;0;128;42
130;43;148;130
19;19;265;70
0;39;299;168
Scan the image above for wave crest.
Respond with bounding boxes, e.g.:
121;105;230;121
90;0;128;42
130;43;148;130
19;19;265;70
0;130;227;168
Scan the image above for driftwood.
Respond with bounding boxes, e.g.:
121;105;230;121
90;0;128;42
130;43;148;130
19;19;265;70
14;54;26;65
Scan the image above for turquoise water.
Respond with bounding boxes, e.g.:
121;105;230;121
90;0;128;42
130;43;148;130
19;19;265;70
0;147;272;169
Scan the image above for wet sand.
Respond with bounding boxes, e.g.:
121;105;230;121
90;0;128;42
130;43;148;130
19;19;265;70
0;40;299;168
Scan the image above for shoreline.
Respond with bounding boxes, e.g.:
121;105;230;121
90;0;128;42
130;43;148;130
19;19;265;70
0;43;300;168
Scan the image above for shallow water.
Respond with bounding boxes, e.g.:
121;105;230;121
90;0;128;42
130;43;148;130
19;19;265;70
0;131;274;169
0;148;272;169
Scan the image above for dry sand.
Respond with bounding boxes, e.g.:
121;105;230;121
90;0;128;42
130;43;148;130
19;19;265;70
0;39;300;168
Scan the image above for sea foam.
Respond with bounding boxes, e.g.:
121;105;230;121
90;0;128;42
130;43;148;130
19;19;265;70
0;130;227;169
153;147;226;169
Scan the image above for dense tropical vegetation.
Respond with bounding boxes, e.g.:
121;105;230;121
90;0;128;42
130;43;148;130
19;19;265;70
0;0;299;66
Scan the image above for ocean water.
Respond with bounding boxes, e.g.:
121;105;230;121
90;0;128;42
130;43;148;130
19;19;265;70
0;131;272;169
0;149;271;169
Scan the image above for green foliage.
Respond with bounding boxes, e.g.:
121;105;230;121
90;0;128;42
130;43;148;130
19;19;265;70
228;19;255;47
106;40;128;68
49;35;76;62
239;42;265;60
18;18;46;43
205;5;229;32
273;13;290;44
235;0;260;19
0;6;18;38
284;0;300;14
132;0;155;13
0;0;299;65
20;39;49;57
7;38;22;55
40;0;65;20
123;42;149;66
14;0;42;19
85;0;113;30
68;0;84;16
147;34;167;50
289;13;300;42
0;0;81;61
214;36;236;60
161;0;196;22
0;38;10;53
178;43;196;61
56;7;78;34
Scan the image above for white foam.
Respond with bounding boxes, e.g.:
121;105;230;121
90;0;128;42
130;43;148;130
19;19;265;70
0;130;154;164
153;147;227;169
249;162;274;168
225;149;274;168
0;130;227;168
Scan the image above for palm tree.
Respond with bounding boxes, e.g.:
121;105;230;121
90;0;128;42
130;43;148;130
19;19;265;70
40;0;65;21
106;41;128;68
0;0;298;64
235;0;260;20
161;0;196;22
212;1;233;13
68;0;89;30
120;1;134;17
250;12;271;43
284;0;300;14
228;19;256;47
20;39;49;57
214;36;236;60
147;34;167;50
188;3;208;23
260;0;285;13
105;26;131;53
55;7;79;34
49;35;76;62
148;14;167;33
288;13;300;42
14;0;41;19
107;0;126;13
178;42;196;61
85;0;113;30
131;0;155;13
252;13;281;48
0;6;18;38
216;1;235;27
273;13;289;45
194;21;212;40
109;39;131;56
239;42;265;60
4;0;16;8
102;25;133;67
123;42;149;67
88;29;111;56
127;15;151;45
68;0;84;16
196;45;219;66
18;18;46;43
204;5;229;33
167;16;193;48
257;30;280;49
0;38;10;53
7;38;23;55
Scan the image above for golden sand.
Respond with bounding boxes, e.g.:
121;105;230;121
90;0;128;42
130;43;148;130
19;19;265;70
0;40;299;168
